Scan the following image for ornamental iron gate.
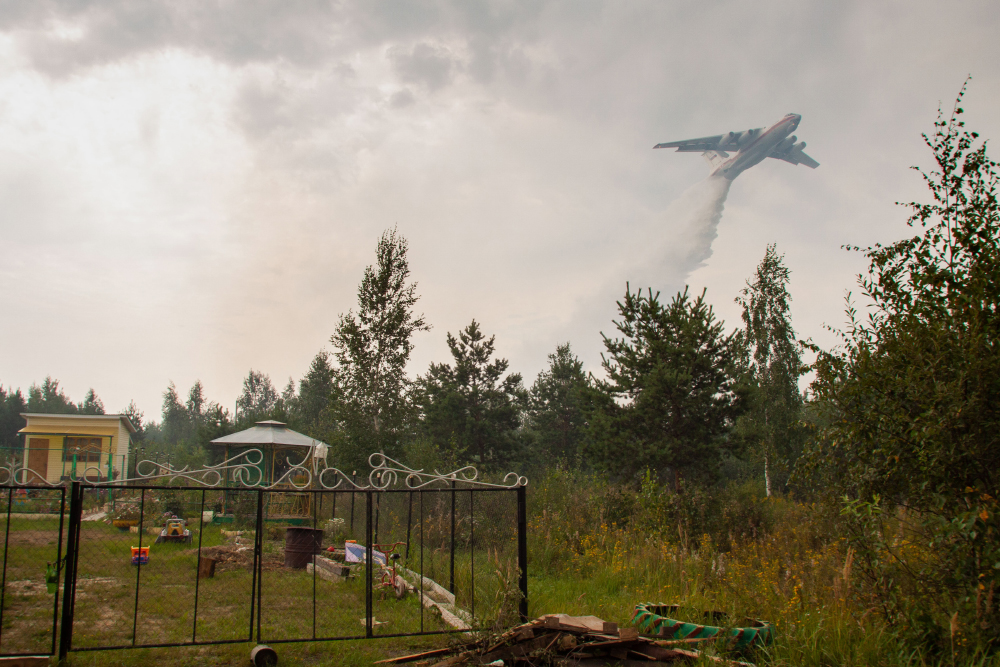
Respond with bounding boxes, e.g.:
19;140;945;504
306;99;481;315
0;454;527;661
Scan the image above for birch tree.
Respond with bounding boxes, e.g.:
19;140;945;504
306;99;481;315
734;244;803;496
332;228;429;458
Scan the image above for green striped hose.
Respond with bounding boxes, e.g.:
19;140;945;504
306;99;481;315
632;603;773;650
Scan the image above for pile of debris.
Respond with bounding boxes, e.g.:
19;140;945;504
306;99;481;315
186;545;283;573
378;614;753;666
197;544;254;568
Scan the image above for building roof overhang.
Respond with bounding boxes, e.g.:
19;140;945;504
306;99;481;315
209;421;326;449
19;413;138;435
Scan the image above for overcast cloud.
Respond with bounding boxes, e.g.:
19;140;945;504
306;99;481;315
2;1;999;419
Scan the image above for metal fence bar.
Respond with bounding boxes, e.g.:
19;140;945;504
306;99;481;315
312;490;317;641
419;490;424;634
58;482;83;660
365;490;373;639
50;487;67;657
450;480;456;595
192;489;206;643
0;488;12;651
248;490;260;644
131;488;146;646
255;489;264;644
405;491;412;561
517;484;528;621
470;488;475;621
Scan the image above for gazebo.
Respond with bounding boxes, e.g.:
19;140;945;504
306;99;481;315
210;420;328;520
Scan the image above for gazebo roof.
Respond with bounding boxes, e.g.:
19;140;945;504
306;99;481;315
210;421;325;449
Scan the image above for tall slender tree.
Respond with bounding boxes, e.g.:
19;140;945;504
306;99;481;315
331;227;429;459
734;244;804;496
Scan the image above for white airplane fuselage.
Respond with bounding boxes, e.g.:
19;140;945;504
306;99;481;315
711;114;801;180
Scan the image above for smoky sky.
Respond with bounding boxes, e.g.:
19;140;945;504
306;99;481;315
1;1;999;419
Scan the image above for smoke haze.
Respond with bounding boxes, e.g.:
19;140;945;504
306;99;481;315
565;175;734;355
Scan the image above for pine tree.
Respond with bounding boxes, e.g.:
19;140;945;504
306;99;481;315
79;389;105;415
161;382;187;445
586;286;738;487
415;320;525;467
298;351;337;429
528;343;590;462
0;386;27;449
121;400;145;442
26;377;77;414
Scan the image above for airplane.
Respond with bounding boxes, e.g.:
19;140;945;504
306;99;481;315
654;113;819;180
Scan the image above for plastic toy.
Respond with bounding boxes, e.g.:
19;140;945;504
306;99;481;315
131;546;150;565
154;513;192;544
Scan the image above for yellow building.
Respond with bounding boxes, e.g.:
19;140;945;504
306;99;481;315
18;413;136;484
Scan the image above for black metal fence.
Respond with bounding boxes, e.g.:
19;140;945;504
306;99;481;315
0;482;526;661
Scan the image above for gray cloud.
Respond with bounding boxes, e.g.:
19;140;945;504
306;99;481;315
390;87;416;108
387;42;459;91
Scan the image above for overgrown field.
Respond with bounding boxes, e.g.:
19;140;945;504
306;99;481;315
526;467;1000;667
4;472;998;666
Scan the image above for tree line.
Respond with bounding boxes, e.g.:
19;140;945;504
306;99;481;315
0;226;804;493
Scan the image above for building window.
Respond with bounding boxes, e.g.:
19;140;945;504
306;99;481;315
64;437;103;463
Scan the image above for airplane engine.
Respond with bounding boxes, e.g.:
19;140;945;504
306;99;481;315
793;141;807;152
777;136;796;152
736;131;753;146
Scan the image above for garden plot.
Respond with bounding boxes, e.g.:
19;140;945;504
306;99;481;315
67;519;446;649
0;513;64;656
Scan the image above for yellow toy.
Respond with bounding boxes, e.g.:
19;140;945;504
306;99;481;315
154;514;192;544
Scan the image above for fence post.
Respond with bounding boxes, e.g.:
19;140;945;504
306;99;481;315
255;489;264;643
449;480;456;595
365;491;373;639
517;485;528;621
58;482;83;660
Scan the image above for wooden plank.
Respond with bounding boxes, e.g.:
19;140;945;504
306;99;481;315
0;658;51;667
541;614;617;634
373;646;455;664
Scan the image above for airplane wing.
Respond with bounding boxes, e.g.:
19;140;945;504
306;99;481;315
654;127;764;152
770;146;820;169
654;134;724;152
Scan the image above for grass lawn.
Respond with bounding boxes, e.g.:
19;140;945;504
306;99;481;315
2;514;473;665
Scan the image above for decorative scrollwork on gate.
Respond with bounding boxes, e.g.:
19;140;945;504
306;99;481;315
132;448;317;489
0;448;526;489
0;457;114;487
365;453;528;489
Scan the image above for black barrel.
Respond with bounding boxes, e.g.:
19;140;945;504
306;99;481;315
284;527;323;569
